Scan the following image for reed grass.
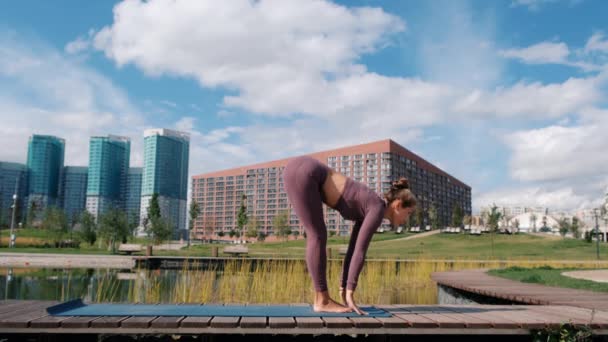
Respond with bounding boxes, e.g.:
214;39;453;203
86;259;608;305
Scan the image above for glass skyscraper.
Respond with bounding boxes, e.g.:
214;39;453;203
26;135;65;218
126;167;143;226
86;135;130;220
59;166;88;224
0;162;27;227
139;129;190;238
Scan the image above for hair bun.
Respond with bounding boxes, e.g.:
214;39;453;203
392;177;409;190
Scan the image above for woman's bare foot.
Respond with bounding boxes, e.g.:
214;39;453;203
313;291;352;313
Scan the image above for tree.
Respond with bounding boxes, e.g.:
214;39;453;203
558;218;570;238
273;210;291;241
127;212;139;241
245;216;260;239
236;195;248;238
41;207;68;247
98;208;130;254
79;211;97;246
188;200;200;245
257;231;266;242
487;205;502;258
147;193;161;221
415;206;424;228
451;204;463;228
428;205;439;230
570;216;581;239
26;201;38;228
149;216;172;245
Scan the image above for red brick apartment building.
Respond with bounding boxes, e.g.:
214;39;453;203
191;139;471;240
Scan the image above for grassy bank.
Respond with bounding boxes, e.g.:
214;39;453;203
3;230;608;260
488;266;608;293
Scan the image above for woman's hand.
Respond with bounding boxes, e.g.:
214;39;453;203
345;289;367;315
339;287;346;306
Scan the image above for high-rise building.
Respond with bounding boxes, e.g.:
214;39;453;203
191;139;471;239
0;162;27;227
86;135;130;220
59;166;88;225
26;135;65;219
126;167;143;226
139;129;190;238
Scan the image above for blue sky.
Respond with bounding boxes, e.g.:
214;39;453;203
1;0;607;212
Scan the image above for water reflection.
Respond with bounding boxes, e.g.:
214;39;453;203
1;259;603;304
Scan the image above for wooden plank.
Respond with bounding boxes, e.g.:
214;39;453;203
239;316;267;328
295;317;324;328
440;305;520;329
380;305;438;328
375;316;410;328
179;316;212;328
210;316;240;328
269;317;296;329
527;306;601;328
0;300;37;315
425;305;494;328
349;317;383;328
29;315;71;329
0;301;56;320
397;306;466;329
322;317;353;328
482;305;551;329
151;316;184;329
0;301;60;328
90;316;128;328
120;316;157;329
60;316;99;329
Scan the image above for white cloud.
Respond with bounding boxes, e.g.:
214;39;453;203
504;123;608;182
475;185;603;212
0;32;146;167
500;41;569;64
585;32;608;53
64;29;96;55
453;75;603;119
417;0;503;89
509;0;581;11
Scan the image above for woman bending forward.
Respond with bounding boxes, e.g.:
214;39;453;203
283;155;417;315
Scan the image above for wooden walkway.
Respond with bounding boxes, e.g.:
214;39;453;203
2;300;608;336
432;268;608;310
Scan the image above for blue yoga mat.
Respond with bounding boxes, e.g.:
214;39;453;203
47;299;392;317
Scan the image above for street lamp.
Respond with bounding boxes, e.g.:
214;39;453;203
594;208;601;260
9;178;19;248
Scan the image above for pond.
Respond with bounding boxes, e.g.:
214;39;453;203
1;259;602;304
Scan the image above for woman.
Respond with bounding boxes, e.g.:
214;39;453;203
283;155;417;315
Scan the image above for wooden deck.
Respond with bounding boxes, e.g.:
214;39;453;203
1;300;608;336
431;268;608;311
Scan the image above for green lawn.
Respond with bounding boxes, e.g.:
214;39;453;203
3;231;608;260
488;266;608;293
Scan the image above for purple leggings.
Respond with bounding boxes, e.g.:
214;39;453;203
283;156;330;291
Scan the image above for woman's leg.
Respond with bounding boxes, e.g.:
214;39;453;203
283;157;350;312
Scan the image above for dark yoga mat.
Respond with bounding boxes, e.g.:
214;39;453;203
47;299;392;317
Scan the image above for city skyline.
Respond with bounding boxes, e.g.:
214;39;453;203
1;1;608;213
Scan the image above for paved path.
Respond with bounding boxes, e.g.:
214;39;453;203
432;268;608;311
562;270;608;283
376;229;440;243
0;252;134;269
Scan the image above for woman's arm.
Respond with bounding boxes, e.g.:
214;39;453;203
342;204;385;315
340;220;362;289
